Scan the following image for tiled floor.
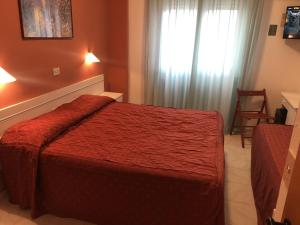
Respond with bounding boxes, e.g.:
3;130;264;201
224;135;257;225
0;135;257;225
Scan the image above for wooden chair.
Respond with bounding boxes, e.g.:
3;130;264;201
230;89;274;148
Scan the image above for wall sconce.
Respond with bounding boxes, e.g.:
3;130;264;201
0;67;16;85
85;52;100;65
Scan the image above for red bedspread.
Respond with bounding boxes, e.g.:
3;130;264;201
252;124;293;225
0;95;224;225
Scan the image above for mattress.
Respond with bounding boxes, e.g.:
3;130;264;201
251;124;293;225
0;95;225;225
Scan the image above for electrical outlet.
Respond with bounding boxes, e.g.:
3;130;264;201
53;67;60;76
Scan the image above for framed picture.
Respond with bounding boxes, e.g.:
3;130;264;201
18;0;73;39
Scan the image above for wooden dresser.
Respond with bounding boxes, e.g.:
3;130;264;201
281;92;300;125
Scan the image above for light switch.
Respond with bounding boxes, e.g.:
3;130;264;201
268;25;278;36
53;67;60;76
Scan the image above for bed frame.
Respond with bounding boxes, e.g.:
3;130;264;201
0;75;105;136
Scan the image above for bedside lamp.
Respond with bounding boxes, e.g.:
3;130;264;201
0;67;16;85
85;52;100;65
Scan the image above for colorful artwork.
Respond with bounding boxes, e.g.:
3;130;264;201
283;6;300;39
19;0;73;39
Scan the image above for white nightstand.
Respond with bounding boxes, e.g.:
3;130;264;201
101;92;123;102
281;92;300;125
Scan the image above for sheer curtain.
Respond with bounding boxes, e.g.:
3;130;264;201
145;0;264;131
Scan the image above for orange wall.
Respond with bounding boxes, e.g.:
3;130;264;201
0;0;115;108
106;0;129;102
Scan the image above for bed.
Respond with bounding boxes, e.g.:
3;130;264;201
0;95;225;225
251;124;293;225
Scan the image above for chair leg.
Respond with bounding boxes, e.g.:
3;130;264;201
256;118;261;125
240;118;245;148
230;111;238;135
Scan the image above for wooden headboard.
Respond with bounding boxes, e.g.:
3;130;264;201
0;75;105;136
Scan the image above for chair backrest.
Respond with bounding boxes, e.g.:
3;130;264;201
236;88;270;114
237;89;266;97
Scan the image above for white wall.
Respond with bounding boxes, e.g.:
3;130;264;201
128;0;146;104
254;0;300;115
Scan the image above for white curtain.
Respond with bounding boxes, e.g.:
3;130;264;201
145;0;264;131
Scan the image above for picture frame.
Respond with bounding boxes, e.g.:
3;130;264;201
18;0;74;39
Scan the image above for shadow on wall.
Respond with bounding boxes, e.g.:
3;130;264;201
285;39;300;53
252;0;274;87
285;38;300;94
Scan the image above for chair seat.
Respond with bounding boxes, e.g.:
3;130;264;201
239;112;273;120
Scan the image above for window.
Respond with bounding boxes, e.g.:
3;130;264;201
159;8;238;77
160;9;198;76
197;10;238;76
